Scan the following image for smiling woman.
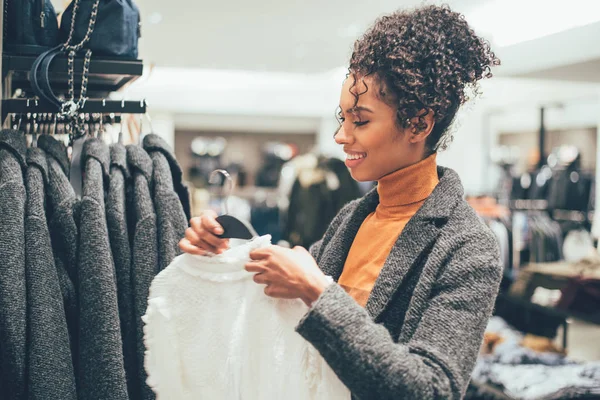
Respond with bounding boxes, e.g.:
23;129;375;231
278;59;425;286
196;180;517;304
182;4;504;400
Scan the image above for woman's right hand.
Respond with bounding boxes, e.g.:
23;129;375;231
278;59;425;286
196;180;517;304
179;210;230;256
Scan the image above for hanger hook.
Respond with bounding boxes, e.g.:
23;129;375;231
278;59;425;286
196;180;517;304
209;169;233;215
52;114;58;135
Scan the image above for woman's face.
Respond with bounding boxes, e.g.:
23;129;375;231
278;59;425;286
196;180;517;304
335;75;428;182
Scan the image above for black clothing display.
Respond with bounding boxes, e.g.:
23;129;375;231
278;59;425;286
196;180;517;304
283;156;362;248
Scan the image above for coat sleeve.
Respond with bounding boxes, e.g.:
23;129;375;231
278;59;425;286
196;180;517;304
296;233;502;400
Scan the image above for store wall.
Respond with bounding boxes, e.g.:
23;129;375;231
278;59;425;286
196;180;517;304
174;130;317;186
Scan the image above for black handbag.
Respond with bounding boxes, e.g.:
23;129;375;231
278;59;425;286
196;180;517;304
60;0;140;59
4;0;60;54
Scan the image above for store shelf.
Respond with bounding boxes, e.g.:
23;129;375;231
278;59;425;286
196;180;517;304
2;52;143;96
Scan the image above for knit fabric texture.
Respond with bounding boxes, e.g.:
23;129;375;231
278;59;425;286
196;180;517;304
0;130;27;399
142;134;191;220
107;143;139;399
143;235;350;400
127;145;158;400
78;139;128;400
299;166;502;400
38;134;79;370
142;134;188;272
339;154;439;306
25;147;77;400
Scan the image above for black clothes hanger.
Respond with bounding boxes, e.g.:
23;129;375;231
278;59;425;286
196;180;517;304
210;169;257;240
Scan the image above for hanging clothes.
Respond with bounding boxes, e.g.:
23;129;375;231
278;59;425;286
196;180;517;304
24;147;77;400
106;143;139;399
38;134;79;371
282;155;361;248
143;236;350;400
142;134;189;271
0;130;27;399
77;139;128;400
126;145;158;400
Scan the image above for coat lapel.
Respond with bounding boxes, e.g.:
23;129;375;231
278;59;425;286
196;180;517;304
365;216;441;320
365;166;464;321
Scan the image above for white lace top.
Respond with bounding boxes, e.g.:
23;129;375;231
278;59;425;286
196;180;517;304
143;235;350;400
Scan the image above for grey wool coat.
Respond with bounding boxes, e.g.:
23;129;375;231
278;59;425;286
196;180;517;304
0;130;27;399
38;135;79;369
78;139;128;400
25;147;77;400
142;134;189;271
106;144;139;399
297;166;502;400
126;145;158;400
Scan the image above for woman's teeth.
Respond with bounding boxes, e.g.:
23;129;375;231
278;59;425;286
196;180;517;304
347;154;366;160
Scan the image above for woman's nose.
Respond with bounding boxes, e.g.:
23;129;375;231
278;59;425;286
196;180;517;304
334;124;353;145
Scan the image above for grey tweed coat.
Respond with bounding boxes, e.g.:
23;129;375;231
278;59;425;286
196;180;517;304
25;147;76;400
142;134;189;272
106;144;139;399
0;130;27;399
78;139;128;400
38;134;79;372
298;166;502;400
127;145;158;400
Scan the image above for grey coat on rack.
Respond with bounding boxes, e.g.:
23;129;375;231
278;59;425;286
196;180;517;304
77;139;128;400
0;130;27;400
142;134;189;272
106;144;139;400
126;145;158;400
24;147;77;400
298;167;502;400
38;135;80;370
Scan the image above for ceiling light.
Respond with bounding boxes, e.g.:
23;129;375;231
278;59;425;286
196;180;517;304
465;0;600;47
148;12;163;25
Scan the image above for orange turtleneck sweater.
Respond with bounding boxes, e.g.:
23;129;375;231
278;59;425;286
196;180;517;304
338;154;439;307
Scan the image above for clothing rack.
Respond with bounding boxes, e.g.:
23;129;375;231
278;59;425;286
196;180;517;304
2;98;146;122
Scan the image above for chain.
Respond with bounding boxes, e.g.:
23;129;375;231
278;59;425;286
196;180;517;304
62;0;100;52
59;0;100;138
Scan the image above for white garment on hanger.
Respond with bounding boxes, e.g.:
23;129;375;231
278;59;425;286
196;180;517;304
143;235;350;400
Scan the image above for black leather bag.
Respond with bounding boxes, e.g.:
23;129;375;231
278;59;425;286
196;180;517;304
4;0;60;54
60;0;140;59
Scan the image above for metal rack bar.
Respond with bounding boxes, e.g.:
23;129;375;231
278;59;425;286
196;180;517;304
2;98;146;117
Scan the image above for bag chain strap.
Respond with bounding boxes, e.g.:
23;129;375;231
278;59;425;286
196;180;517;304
60;0;101;138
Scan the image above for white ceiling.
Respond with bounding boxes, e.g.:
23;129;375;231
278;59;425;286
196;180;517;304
136;0;485;73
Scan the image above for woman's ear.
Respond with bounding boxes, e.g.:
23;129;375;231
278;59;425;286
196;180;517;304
408;109;435;144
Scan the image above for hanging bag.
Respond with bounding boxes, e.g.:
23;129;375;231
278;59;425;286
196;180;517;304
59;0;140;59
4;0;60;54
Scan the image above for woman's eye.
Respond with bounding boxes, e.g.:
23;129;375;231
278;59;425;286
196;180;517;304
338;117;346;123
354;121;369;127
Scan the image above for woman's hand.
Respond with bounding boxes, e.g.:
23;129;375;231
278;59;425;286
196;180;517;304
246;245;331;307
179;210;230;256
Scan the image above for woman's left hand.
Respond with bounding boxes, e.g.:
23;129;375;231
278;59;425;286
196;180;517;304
246;245;331;307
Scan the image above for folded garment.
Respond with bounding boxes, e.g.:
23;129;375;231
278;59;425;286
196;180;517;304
474;361;600;400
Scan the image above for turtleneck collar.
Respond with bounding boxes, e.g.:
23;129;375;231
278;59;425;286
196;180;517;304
377;153;439;208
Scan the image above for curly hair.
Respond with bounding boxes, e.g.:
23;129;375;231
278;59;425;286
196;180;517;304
346;4;500;152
